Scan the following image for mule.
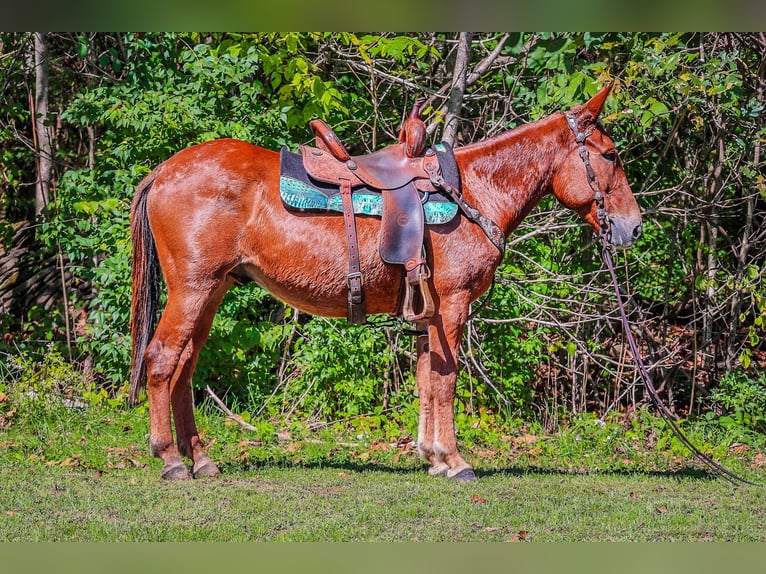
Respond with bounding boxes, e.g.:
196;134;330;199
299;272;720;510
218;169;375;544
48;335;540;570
128;84;642;481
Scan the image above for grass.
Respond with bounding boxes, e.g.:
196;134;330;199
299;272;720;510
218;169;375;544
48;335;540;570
2;462;765;542
1;392;765;542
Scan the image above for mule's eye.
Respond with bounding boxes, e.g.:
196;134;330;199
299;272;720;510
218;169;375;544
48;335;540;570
602;151;617;162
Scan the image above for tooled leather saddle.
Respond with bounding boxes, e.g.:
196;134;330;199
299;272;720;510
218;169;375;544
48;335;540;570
279;99;460;325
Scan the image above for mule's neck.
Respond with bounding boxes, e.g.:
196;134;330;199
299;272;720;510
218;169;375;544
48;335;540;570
453;112;569;237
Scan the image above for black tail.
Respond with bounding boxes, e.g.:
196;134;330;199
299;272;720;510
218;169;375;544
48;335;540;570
128;171;162;405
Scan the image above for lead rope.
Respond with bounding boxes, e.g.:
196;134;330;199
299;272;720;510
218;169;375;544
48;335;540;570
582;154;756;485
600;237;756;486
565;110;756;484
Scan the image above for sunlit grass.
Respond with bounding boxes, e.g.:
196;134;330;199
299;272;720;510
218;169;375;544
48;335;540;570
1;393;764;541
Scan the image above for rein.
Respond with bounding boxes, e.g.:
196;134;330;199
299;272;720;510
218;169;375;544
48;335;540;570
566;111;756;486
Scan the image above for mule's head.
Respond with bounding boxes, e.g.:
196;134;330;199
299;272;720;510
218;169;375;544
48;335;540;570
553;84;642;247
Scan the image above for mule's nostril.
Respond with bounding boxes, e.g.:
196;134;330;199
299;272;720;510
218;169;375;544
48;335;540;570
632;224;643;240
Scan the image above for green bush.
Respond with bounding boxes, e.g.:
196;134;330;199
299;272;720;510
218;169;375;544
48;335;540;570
710;371;766;435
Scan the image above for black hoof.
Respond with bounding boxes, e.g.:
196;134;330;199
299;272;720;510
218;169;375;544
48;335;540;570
450;468;478;482
161;463;192;481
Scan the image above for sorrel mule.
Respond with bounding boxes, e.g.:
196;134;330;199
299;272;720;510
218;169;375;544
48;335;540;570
129;84;642;481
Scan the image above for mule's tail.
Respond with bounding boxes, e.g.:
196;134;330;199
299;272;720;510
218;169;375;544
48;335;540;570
128;170;162;405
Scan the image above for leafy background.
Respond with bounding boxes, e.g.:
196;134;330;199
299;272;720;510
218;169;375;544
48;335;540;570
1;32;765;447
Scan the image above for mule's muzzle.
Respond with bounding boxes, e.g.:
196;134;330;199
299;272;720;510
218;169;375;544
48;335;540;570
608;216;643;248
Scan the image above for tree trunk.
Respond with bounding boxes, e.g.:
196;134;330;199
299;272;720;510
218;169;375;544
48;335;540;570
33;32;53;215
702;132;725;382
441;32;473;146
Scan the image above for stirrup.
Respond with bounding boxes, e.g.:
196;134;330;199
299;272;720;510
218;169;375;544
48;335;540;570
402;259;435;322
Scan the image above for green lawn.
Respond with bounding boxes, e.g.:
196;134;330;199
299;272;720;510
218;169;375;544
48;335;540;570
1;461;764;542
1;399;764;542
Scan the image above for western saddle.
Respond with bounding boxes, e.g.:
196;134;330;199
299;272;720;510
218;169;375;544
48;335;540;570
299;98;439;325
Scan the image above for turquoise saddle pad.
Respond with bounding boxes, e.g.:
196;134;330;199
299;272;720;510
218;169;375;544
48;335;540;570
279;147;459;226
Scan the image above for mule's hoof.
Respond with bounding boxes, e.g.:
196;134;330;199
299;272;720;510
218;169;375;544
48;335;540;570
161;462;192;481
448;468;478;482
193;459;221;478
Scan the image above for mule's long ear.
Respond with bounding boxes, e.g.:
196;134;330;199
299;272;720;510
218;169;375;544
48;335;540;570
572;82;613;132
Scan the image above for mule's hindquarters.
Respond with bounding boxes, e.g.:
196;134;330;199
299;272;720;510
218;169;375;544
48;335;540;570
128;142;258;479
129;169;225;479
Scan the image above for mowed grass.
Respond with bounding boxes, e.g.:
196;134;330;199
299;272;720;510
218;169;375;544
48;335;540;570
2;460;765;542
1;400;765;542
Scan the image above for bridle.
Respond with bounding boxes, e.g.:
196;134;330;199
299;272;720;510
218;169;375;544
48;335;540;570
565;111;611;244
565;110;756;486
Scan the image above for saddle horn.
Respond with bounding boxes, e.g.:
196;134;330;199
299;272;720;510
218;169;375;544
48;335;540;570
398;97;427;158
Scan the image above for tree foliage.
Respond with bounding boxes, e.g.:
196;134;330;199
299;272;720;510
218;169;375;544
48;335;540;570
1;32;765;433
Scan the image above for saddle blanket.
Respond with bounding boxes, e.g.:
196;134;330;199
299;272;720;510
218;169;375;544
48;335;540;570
279;143;460;225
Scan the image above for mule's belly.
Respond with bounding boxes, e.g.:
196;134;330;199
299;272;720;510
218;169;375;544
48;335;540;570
238;212;404;317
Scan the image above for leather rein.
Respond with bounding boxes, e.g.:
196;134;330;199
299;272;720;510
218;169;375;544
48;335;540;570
566;111;755;486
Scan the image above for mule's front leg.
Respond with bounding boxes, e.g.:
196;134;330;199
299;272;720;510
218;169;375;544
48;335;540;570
415;332;449;476
416;307;476;482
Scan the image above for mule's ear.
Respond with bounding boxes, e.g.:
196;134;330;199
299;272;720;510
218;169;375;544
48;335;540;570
573;82;613;130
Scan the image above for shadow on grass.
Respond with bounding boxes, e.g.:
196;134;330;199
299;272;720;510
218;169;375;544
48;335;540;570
215;457;723;483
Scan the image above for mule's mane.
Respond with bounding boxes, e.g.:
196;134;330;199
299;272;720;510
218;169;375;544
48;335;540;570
453;111;570;236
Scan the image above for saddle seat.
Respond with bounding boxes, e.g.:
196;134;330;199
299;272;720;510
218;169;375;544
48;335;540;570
305;119;440;192
299;102;438;325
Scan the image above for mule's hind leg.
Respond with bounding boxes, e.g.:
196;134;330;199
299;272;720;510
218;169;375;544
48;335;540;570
144;282;225;480
170;284;230;478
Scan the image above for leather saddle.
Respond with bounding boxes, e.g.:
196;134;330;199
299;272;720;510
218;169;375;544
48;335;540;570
298;99;438;325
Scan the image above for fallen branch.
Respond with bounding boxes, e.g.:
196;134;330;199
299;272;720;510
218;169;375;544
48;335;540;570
204;385;257;431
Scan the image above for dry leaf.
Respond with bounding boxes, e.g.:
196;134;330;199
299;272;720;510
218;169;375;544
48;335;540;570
656;506;669;514
512;433;538;447
0;391;9;403
629;492;637;499
470;495;487;504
